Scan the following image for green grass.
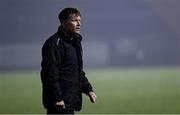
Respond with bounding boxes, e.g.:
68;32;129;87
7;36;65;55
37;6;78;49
0;67;180;114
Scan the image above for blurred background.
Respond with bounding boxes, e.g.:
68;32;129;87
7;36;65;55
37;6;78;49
0;0;180;114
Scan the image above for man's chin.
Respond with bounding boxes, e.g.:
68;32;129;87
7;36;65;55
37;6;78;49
75;31;80;34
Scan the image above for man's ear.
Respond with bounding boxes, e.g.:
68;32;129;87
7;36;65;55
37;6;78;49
61;20;65;26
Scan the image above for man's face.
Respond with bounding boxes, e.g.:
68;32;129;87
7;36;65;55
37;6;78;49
62;14;81;34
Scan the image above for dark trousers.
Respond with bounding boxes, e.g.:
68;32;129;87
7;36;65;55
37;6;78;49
47;107;74;114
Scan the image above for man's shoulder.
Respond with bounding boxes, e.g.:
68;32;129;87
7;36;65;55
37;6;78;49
47;33;59;43
44;32;60;45
42;32;64;49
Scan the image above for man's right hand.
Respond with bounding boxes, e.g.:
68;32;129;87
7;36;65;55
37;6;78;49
55;100;65;109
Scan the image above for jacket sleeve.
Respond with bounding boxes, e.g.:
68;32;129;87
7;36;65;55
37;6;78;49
80;70;93;95
41;40;62;102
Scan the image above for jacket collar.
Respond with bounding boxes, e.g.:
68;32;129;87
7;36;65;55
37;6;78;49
57;26;82;43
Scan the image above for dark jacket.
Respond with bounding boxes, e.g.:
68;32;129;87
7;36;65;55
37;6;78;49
41;27;93;111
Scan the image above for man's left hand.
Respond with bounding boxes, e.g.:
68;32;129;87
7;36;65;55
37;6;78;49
88;91;97;103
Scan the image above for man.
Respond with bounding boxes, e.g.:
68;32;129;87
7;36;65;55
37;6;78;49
40;8;97;114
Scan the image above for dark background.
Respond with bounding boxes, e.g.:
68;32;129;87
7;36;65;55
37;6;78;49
0;0;180;70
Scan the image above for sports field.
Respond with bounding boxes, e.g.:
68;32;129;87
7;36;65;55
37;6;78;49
0;67;180;114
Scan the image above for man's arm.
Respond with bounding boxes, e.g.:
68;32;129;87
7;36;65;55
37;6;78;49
80;70;97;103
41;41;63;103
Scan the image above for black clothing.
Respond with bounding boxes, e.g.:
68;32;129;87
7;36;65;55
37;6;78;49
41;26;93;111
47;107;74;114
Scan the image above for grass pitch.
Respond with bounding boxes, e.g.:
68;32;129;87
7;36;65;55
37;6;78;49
0;67;180;114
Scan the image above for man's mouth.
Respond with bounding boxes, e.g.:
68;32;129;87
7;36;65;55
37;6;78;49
76;28;80;30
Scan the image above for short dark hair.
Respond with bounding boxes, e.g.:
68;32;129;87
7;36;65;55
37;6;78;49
58;8;81;23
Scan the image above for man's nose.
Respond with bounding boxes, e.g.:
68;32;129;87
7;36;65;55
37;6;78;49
77;21;81;26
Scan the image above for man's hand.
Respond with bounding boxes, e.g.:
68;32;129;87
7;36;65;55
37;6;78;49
55;100;65;109
88;91;97;103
